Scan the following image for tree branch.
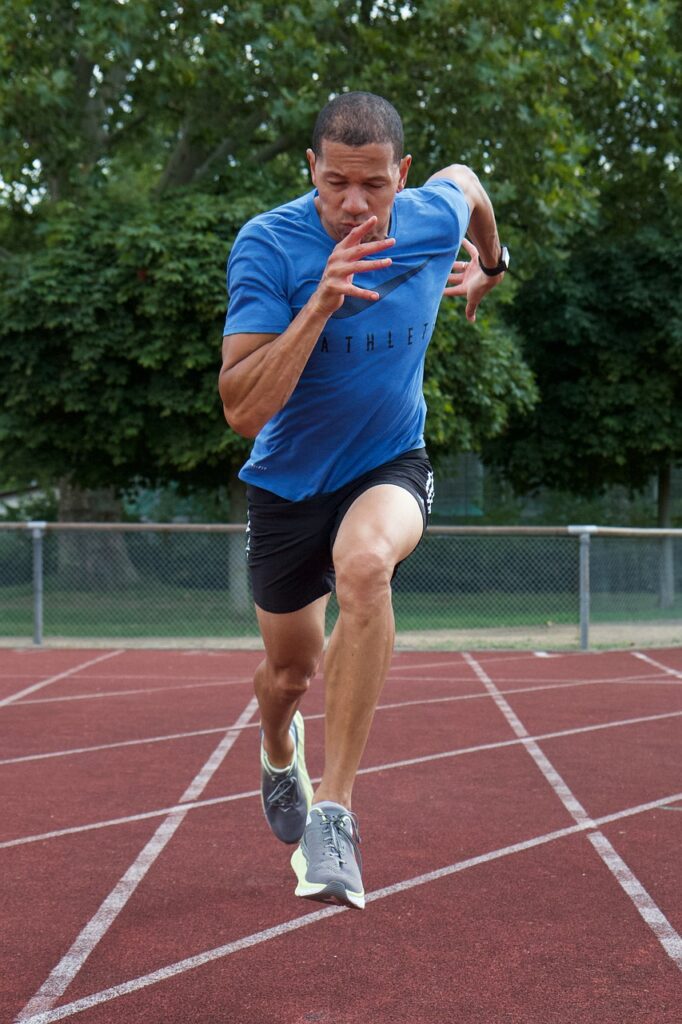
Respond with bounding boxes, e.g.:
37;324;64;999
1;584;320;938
252;134;292;165
192;111;262;183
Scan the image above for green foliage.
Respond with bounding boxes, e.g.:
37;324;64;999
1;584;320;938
485;211;682;496
0;191;260;488
0;0;679;496
425;297;537;460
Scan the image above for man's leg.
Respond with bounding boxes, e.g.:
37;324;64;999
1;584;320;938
290;483;424;907
254;595;328;768
317;483;424;806
254;595;328;845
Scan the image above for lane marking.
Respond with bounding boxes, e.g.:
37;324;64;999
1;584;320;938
11;677;252;707
16;697;258;1022
587;832;682;967
0;652;124;709
0;672;249;683
632;651;682;681
4;671;677;767
464;653;682;973
463;653;592;824
4;709;681;850
13;790;681;1024
11;669;673;708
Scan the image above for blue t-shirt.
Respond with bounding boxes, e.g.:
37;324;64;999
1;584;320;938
224;178;470;500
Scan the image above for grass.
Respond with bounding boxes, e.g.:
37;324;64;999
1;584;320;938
1;580;681;639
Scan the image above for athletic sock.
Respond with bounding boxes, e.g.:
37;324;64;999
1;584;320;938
261;747;295;774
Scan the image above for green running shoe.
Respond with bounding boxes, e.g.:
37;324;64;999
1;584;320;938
260;711;313;844
291;802;365;910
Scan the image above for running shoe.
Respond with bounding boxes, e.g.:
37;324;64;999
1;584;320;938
260;711;313;844
291;801;365;910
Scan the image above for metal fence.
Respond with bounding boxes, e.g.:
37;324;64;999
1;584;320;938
1;522;681;650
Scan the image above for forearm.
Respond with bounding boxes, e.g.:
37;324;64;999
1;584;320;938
220;298;330;437
428;164;501;267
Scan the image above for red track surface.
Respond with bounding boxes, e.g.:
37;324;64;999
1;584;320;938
2;646;682;1023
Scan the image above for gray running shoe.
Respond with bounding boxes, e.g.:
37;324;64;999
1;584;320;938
291;802;365;910
260;711;313;844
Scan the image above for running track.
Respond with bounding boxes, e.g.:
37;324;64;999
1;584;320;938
2;646;681;1023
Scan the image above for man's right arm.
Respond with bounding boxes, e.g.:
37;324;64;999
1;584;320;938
219;302;330;438
219;217;395;438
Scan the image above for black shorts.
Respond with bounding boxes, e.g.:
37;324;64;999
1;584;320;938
245;447;434;614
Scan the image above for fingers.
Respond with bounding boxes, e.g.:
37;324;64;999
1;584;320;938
339;218;396;257
460;236;478;258
345;284;381;301
343;256;393;275
344;237;396;261
343;216;380;243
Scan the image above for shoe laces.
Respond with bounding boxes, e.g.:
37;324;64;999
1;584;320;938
319;811;361;867
265;771;298;810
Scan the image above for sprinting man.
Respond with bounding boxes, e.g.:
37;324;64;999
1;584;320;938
219;92;508;910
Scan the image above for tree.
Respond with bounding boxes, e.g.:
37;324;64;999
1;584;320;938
0;0;674;514
483;0;680;601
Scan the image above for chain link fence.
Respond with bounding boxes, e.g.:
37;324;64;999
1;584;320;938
1;523;681;649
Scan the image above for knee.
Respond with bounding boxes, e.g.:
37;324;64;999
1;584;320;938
334;547;393;613
265;654;320;701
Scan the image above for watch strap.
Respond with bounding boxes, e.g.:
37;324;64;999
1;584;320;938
479;245;509;277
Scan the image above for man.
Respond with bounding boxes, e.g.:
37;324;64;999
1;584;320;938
219;92;508;910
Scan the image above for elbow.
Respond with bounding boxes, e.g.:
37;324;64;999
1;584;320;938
218;372;259;437
223;404;260;439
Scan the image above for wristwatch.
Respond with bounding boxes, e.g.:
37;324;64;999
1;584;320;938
479;245;510;277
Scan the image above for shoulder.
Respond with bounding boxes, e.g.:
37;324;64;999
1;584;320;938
235;193;310;246
398;179;469;216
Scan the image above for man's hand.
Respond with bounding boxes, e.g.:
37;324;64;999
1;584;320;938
443;237;505;323
310;216;396;317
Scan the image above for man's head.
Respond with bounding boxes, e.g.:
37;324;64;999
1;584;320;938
307;92;411;242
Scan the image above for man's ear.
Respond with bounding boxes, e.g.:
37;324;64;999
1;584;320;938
397;154;412;193
306;148;317;185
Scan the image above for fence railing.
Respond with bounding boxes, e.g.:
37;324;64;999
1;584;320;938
1;522;681;650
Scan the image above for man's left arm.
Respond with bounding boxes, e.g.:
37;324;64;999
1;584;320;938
428;164;507;323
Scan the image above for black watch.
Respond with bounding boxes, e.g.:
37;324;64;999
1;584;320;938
479;245;510;277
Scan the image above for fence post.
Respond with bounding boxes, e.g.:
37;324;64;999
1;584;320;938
568;525;598;651
579;532;591;651
28;521;46;646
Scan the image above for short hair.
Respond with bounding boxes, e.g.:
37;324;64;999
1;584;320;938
312;92;404;163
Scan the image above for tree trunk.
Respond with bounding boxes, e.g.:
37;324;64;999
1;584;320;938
56;480;139;587
227;476;251;615
657;462;674;609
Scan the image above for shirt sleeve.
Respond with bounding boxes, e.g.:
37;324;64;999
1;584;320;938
224;223;293;336
419;178;471;248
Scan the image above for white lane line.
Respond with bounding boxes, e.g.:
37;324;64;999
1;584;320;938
12;677;252;707
464;653;593;824
0;652;124;709
15;670;674;708
16;697;258;1022
387;657;465;673
464;653;682;973
632;651;682;680
5;671;677;768
9;657;672;709
4;709;681;851
587;832;682;968
1;672;248;683
13;790;680;1024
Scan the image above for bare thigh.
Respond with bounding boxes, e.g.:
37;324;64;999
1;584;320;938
332;483;425;573
256;593;329;675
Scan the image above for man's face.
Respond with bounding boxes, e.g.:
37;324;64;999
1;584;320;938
306;140;411;242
